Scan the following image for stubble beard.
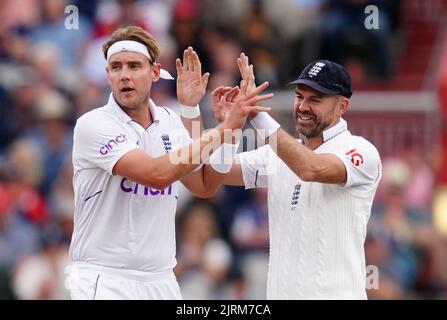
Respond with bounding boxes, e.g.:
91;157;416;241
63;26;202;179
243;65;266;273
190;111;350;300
116;90;150;110
296;115;333;138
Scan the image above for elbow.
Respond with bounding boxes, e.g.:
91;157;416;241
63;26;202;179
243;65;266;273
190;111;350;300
194;188;218;199
154;178;173;191
143;175;173;191
152;181;171;191
299;163;328;182
193;184;220;198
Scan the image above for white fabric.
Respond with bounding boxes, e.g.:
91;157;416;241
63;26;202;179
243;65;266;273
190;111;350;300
160;69;174;80
106;40;174;80
239;119;382;299
107;40;154;62
179;103;200;119
239;144;276;188
250;112;280;140
322;118;348;142
71;93;192;274
66;262;182;300
209;142;240;173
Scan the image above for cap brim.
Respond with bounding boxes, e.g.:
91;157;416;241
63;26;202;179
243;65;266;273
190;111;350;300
288;79;339;95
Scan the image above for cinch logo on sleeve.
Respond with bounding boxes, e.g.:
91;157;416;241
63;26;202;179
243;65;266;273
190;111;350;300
120;178;173;196
99;134;128;155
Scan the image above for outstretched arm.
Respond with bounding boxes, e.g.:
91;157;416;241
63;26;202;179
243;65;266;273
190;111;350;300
185;53;274;194
179;80;273;197
267;129;347;183
235;52;347;184
238;53;379;186
114;83;270;193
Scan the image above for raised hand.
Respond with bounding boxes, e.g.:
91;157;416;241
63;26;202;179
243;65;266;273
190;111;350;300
211;86;240;124
237;52;256;96
176;47;210;107
222;81;273;130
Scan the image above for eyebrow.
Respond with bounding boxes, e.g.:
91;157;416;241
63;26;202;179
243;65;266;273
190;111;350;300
109;59;144;65
295;90;324;99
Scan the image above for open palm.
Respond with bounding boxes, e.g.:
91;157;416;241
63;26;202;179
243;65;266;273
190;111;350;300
176;47;209;106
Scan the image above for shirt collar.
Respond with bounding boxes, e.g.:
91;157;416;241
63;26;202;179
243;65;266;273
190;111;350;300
106;93;160;124
148;99;160;123
322;118;348;142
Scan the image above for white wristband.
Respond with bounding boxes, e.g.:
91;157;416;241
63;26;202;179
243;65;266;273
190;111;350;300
250;112;280;140
209;142;239;173
180;104;200;119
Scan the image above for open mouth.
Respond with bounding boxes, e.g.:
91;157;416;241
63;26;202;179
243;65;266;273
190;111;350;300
121;87;134;93
297;114;314;122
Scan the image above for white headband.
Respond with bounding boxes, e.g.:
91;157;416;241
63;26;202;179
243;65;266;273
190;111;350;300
106;40;174;80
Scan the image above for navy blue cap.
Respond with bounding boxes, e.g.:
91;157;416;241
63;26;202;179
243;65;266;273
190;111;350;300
289;60;353;98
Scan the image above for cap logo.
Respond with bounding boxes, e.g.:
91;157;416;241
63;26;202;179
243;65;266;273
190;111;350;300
308;62;325;78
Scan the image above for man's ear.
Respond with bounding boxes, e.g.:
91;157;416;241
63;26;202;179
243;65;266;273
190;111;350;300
152;63;161;83
338;96;349;115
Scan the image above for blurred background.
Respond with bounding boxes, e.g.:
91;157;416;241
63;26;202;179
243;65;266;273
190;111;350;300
0;0;447;300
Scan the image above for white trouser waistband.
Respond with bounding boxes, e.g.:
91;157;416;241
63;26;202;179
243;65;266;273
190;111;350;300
67;262;176;283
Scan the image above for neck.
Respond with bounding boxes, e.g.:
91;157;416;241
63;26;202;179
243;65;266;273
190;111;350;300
115;95;153;128
125;103;153;128
301;118;344;150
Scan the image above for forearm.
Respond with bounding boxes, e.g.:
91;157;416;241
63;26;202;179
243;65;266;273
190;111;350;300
181;135;243;197
205;132;244;188
268;129;320;181
202;164;227;195
156;126;226;188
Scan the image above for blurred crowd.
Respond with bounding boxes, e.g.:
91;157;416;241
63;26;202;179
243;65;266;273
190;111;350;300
0;0;446;299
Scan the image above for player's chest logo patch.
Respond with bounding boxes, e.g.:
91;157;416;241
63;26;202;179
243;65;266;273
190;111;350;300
161;133;172;153
290;183;301;212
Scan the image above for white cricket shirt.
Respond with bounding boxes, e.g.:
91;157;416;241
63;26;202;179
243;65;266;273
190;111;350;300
239;119;382;299
70;94;191;272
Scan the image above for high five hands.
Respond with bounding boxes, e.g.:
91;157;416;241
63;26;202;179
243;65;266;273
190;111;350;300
211;53;273;126
176;47;272;130
221;80;273;130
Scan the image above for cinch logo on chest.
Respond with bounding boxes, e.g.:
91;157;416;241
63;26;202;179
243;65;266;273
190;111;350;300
99;133;128;155
120;178;173;196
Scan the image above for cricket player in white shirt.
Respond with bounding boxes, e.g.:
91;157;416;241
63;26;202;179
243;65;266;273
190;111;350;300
66;26;273;300
210;55;382;299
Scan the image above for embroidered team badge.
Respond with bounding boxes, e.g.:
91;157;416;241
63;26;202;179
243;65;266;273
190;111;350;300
345;148;364;166
308;62;325;78
161;134;172;153
291;183;301;212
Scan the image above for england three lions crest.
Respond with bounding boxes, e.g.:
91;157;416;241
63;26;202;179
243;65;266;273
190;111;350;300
161;134;172;153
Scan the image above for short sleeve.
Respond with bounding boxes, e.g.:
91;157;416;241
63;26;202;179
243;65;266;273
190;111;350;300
73;113;139;175
330;138;381;190
239;145;274;189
